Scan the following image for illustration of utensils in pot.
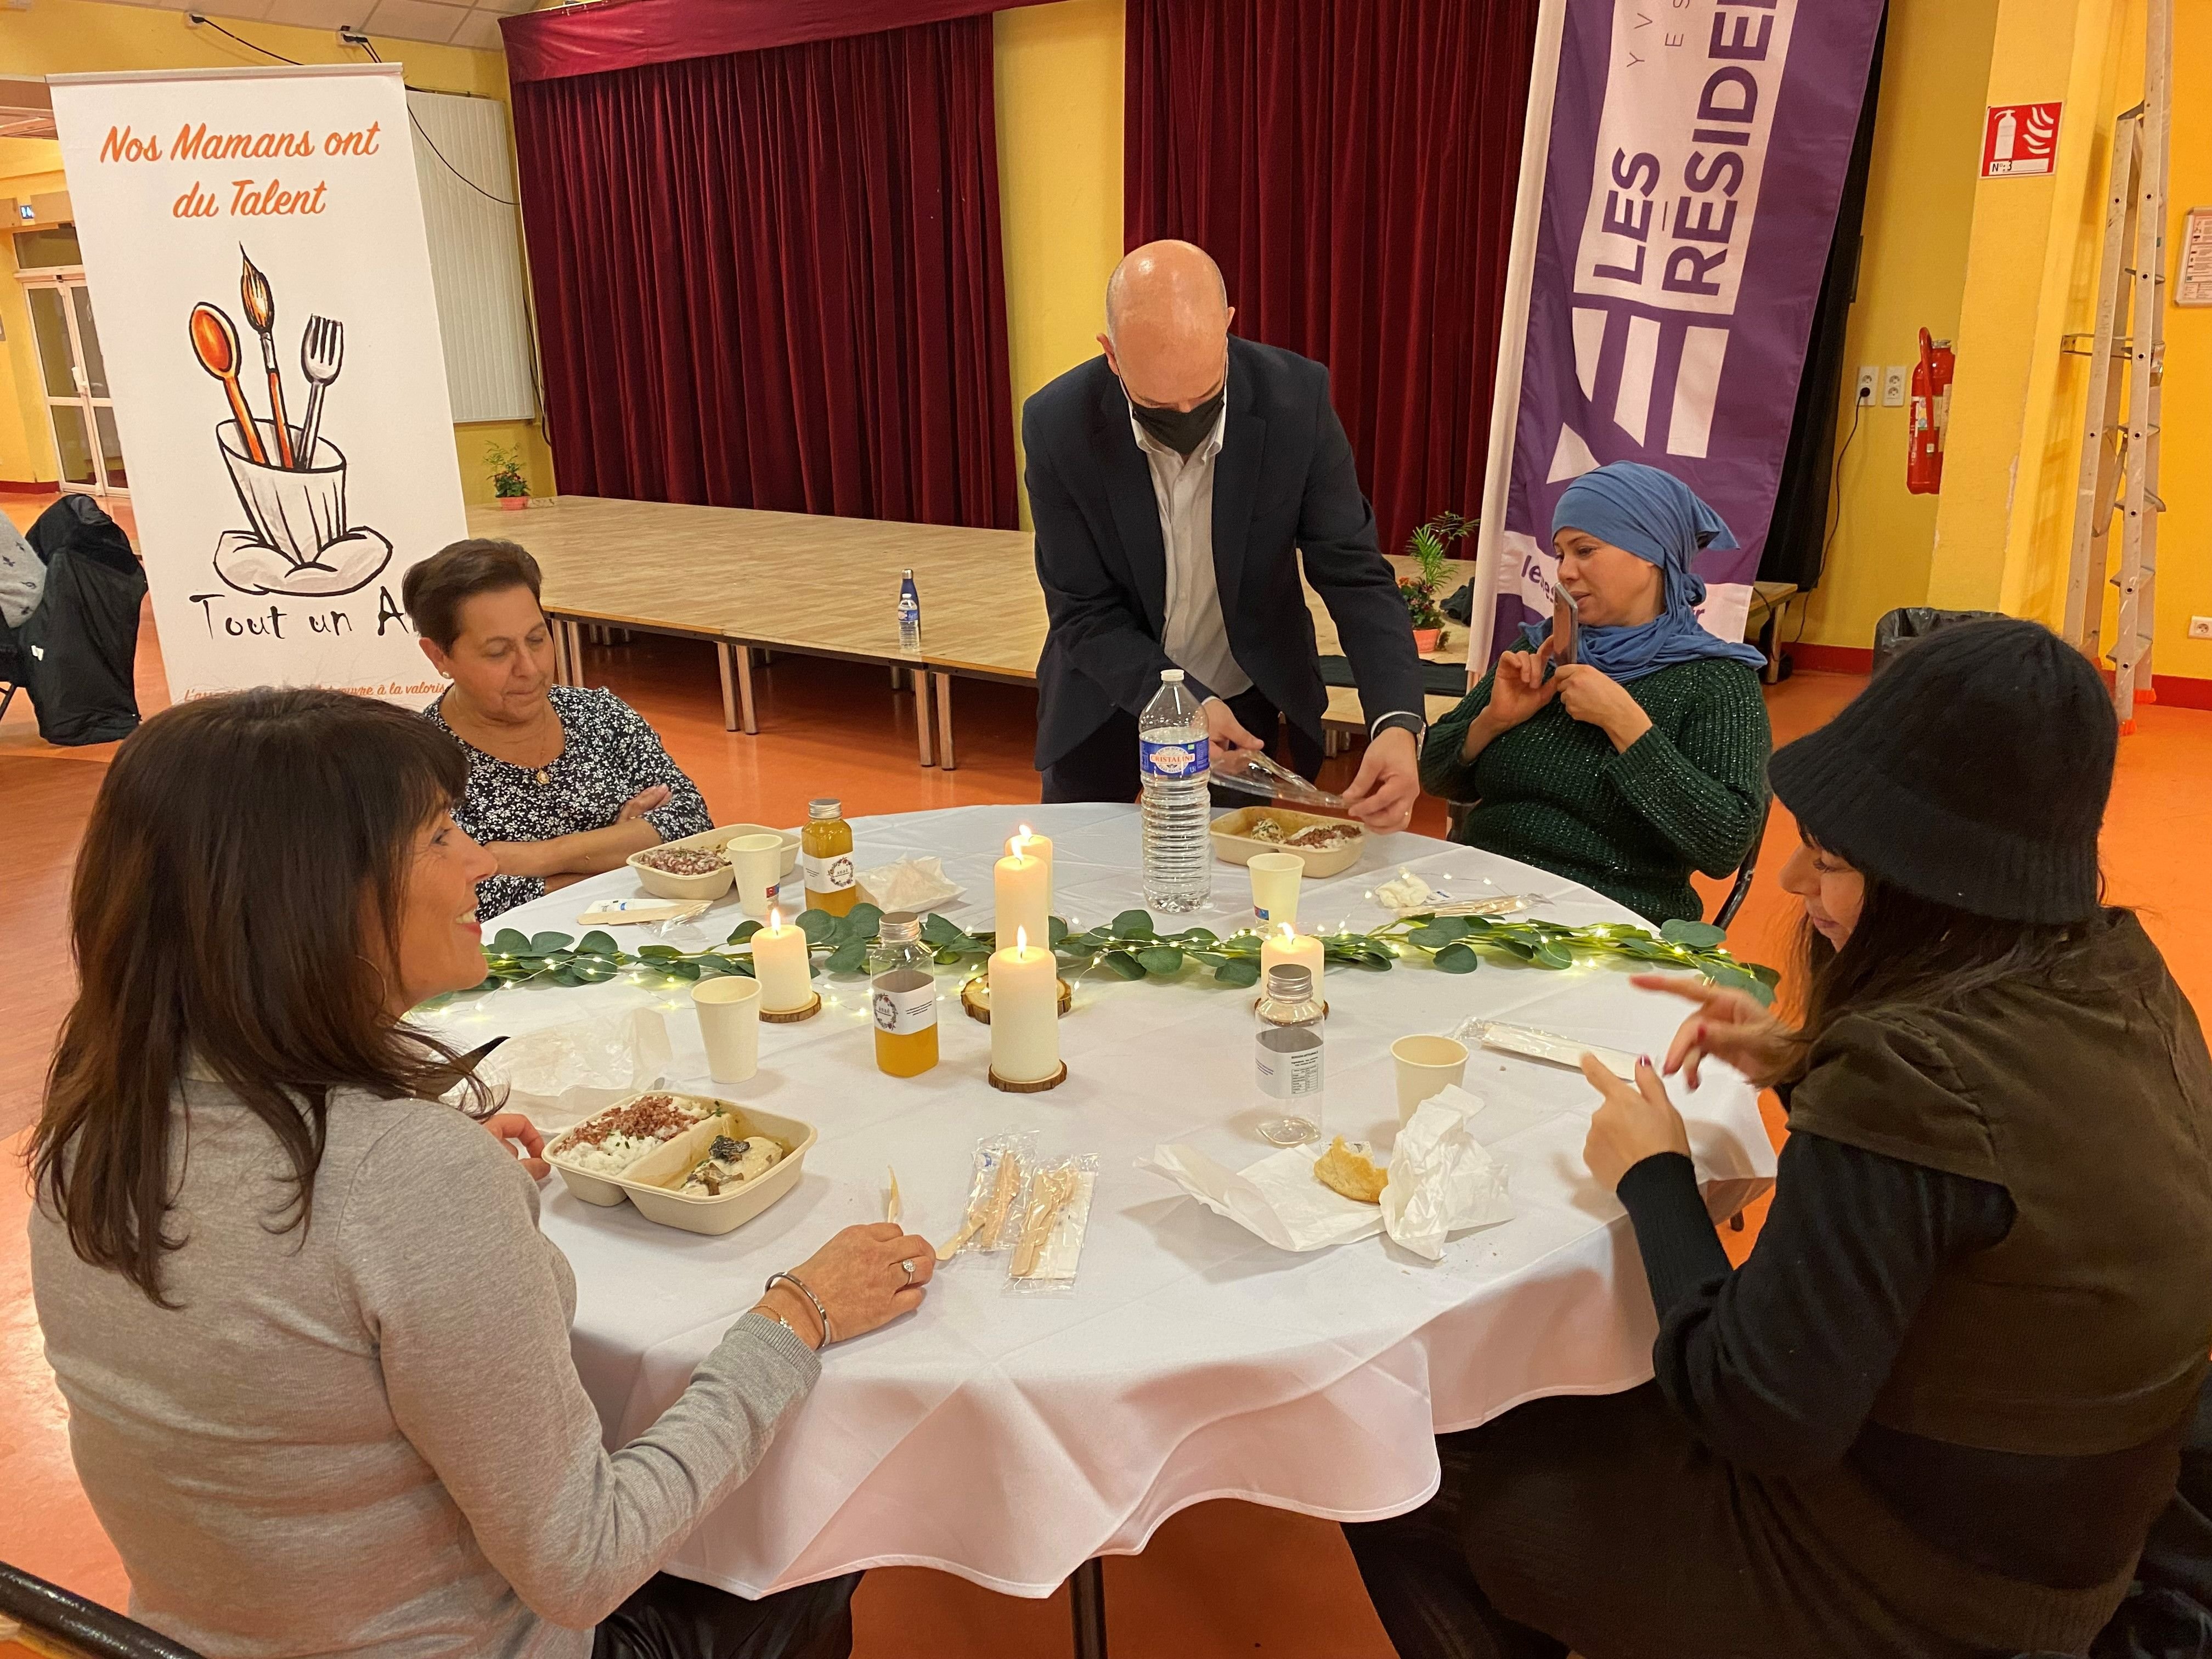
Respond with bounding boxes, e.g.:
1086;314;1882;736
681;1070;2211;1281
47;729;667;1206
191;245;390;599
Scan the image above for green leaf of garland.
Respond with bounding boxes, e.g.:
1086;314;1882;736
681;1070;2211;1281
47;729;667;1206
1213;957;1261;988
1431;942;1480;974
824;940;870;975
1099;949;1147;980
490;928;531;954
1112;909;1156;938
1048;915;1071;946
529;931;574;955
577;930;619;957
727;919;763;945
797;909;839;945
1660;918;1728;949
922;912;966;946
1135;945;1185;975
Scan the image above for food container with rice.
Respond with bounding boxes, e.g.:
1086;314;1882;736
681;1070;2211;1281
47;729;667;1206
615;1104;817;1235
546;1091;719;1205
669;822;804;878
1210;806;1366;878
626;844;735;902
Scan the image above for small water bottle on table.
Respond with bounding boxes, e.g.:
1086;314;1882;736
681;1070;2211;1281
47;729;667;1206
1140;668;1212;913
1255;962;1324;1146
898;568;922;651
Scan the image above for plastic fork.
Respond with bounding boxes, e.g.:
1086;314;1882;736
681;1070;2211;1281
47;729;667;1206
297;314;345;463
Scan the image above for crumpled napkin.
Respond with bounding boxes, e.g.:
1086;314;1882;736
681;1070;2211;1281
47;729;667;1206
471;1008;673;1131
859;855;963;912
1139;1088;1513;1259
1377;1085;1516;1259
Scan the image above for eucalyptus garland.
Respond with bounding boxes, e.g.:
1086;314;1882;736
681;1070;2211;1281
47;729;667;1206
426;900;1775;1009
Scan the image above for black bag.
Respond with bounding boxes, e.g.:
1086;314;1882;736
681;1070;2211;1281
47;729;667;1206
17;495;148;746
1871;606;2005;677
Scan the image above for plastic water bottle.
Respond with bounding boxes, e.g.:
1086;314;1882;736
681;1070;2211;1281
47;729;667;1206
1140;668;1212;912
898;569;922;650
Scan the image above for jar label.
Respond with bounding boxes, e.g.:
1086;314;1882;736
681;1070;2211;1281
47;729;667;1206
1140;737;1209;781
803;850;857;893
1256;1026;1323;1100
873;970;937;1036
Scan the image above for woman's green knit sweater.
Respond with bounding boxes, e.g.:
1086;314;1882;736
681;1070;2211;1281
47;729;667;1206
1420;658;1772;924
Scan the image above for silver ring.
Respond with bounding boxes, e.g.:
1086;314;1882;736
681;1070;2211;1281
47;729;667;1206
900;1259;916;1282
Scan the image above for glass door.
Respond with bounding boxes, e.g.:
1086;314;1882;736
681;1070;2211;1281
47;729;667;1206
22;275;127;496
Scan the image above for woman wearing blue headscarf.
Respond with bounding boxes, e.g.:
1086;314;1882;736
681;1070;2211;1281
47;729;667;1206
1420;462;1773;924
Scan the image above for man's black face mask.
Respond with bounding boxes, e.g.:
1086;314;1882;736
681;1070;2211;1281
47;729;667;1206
1127;380;1225;456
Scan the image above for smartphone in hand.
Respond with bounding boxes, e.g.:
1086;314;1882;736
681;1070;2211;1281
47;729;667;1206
1552;588;1580;669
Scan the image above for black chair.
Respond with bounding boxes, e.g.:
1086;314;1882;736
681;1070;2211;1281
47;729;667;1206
0;1560;202;1659
1442;795;1771;938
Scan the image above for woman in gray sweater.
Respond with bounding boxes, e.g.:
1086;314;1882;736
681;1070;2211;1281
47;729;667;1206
28;687;935;1659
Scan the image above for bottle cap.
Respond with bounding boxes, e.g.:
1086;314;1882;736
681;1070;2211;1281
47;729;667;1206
1265;963;1313;1001
879;911;921;944
1161;668;1184;683
808;798;842;819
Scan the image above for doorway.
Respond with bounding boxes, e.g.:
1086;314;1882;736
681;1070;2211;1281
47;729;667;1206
21;273;127;496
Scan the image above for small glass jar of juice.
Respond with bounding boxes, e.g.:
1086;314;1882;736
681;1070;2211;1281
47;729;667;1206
869;911;939;1077
802;797;858;916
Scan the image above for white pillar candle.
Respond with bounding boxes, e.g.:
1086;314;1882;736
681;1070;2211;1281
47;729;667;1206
1014;822;1054;892
994;843;1051;953
1260;923;1324;998
989;928;1060;1083
751;908;814;1012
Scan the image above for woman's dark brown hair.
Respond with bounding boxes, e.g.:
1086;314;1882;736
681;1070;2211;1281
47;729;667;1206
401;537;543;651
30;687;487;1305
1786;849;2113;1081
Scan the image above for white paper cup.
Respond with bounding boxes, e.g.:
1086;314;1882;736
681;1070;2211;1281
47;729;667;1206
692;975;761;1083
1392;1034;1469;1125
726;833;788;921
1248;852;1304;929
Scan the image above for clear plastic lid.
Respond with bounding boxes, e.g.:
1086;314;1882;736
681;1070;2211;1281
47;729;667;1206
1210;750;1348;810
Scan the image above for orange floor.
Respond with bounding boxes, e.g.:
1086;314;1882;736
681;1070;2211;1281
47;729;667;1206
5;489;2212;1654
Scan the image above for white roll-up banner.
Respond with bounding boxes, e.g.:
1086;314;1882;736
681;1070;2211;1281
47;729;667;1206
50;64;465;706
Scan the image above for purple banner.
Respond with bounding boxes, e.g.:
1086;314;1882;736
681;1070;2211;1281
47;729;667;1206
1492;0;1882;654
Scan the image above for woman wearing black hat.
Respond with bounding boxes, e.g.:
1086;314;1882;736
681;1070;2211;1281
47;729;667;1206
1347;620;2212;1659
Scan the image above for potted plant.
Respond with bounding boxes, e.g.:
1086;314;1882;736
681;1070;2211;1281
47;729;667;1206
1400;510;1474;654
486;441;530;511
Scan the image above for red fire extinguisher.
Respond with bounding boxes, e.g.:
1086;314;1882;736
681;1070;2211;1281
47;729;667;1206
1908;328;1955;495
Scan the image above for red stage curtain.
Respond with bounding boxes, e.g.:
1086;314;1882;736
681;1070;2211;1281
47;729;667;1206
511;18;1018;529
501;0;1052;85
1125;0;1540;560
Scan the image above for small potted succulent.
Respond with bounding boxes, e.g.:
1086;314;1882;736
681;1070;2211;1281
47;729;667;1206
487;441;530;511
1400;510;1474;654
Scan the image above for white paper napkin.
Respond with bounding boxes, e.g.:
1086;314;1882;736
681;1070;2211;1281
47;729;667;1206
1140;1089;1514;1259
859;855;964;913
1378;1086;1516;1260
472;1008;673;1130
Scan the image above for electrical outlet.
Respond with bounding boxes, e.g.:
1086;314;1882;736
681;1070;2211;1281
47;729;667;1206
1855;367;1878;403
1882;366;1908;407
2190;617;2212;640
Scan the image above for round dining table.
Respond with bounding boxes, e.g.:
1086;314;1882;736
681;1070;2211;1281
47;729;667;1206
437;803;1775;1643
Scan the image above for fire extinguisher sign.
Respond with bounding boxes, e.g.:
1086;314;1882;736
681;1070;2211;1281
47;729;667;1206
1982;102;2063;178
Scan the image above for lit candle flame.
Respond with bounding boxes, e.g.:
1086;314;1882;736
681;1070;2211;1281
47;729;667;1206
1015;926;1029;951
1009;828;1031;859
768;906;783;930
1277;922;1297;942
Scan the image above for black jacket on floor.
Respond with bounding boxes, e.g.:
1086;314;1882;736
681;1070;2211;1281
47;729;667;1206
18;495;145;747
1021;335;1423;770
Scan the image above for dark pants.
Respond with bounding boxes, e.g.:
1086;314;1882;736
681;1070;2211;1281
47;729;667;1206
1345;1386;2039;1659
592;1572;859;1659
1040;685;1324;804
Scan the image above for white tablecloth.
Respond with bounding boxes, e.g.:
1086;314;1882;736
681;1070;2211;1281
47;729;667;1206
443;805;1775;1599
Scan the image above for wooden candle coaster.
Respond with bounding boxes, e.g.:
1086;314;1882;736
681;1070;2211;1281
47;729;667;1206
959;975;1074;1025
761;992;822;1024
988;1062;1068;1093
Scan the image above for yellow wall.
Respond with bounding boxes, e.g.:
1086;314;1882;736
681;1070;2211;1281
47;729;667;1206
1801;0;2000;650
0;0;551;498
2150;1;2210;683
994;0;1124;530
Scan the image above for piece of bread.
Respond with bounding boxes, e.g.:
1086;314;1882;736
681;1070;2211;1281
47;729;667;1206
1314;1137;1387;1204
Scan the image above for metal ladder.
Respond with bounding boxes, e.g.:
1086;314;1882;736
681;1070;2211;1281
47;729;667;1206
2063;0;2170;732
